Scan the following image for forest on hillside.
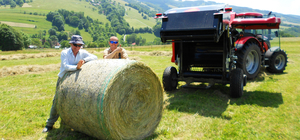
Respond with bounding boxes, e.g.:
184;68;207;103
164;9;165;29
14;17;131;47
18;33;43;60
0;0;32;8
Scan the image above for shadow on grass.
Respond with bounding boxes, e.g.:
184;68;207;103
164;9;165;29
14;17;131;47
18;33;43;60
230;90;283;107
46;123;159;140
248;68;289;82
46;125;98;140
165;84;283;120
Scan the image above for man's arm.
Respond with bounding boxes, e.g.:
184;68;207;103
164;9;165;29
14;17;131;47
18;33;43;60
121;48;129;59
103;47;123;59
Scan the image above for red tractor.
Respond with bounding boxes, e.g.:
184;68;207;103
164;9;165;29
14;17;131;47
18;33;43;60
231;11;287;79
155;5;287;97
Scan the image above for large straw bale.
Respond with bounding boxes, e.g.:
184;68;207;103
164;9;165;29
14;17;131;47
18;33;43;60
55;59;163;140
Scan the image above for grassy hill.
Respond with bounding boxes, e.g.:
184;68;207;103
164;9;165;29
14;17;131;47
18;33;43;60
0;10;93;41
0;0;157;43
124;6;156;29
114;0;156;29
1;0;300;43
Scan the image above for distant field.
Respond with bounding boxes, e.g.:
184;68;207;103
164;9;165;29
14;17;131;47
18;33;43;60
0;9;93;41
0;0;157;42
26;0;109;24
283;21;300;26
124;5;156;29
137;33;157;43
0;21;35;28
0;12;51;28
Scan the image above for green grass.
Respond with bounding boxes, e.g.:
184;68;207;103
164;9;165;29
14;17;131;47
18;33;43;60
0;0;157;42
0;12;93;41
138;33;157;43
0;0;110;42
0;56;61;68
114;0;160;29
0;12;52;29
24;0;108;24
123;5;156;29
128;45;171;52
0;37;300;139
0;48;61;55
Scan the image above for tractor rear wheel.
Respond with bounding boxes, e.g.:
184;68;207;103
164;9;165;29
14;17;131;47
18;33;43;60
163;66;178;91
230;68;244;98
266;50;287;73
237;42;262;79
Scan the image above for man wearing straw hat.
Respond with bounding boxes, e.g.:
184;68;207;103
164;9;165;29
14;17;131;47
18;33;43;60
42;35;98;133
103;36;129;59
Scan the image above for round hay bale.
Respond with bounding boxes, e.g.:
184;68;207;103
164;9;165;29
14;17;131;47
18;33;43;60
55;59;163;140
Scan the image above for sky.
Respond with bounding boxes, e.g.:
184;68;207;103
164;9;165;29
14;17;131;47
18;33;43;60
194;0;300;16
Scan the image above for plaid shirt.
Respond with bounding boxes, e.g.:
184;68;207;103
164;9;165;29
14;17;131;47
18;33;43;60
103;48;129;59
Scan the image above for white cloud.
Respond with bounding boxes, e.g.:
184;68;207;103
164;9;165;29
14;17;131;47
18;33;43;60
208;0;300;16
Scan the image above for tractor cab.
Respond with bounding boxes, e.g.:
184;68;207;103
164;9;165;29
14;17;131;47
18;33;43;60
231;11;281;51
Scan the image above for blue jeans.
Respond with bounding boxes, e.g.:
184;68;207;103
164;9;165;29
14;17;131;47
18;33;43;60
46;77;61;127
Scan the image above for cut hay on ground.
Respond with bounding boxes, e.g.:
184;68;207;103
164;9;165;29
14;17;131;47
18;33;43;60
55;59;164;139
0;64;60;77
0;52;60;61
89;50;172;57
129;56;142;61
127;51;172;56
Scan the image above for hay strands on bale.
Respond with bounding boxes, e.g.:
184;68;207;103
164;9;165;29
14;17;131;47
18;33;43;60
55;59;164;139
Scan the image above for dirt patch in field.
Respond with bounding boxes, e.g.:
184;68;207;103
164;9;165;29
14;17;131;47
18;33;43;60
22;3;32;7
0;64;60;78
0;52;60;61
0;21;35;28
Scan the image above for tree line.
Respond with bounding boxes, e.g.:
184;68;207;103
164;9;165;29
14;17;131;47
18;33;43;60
0;0;32;8
0;0;164;51
92;0;153;34
44;7;154;47
280;24;300;37
0;24;30;51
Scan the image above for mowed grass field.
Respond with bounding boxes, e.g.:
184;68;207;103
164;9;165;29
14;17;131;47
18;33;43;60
0;38;300;139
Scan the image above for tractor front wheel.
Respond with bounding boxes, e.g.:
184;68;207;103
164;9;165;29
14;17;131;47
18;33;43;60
230;68;244;98
163;66;178;91
266;50;287;73
237;42;262;79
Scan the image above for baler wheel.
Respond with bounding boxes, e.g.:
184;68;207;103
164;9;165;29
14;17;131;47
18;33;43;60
230;68;244;98
163;66;178;91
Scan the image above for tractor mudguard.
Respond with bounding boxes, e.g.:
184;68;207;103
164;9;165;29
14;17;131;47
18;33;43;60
235;36;260;51
264;47;280;58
